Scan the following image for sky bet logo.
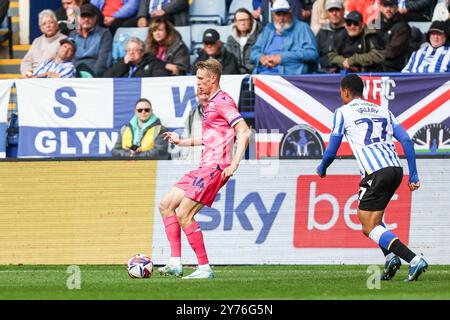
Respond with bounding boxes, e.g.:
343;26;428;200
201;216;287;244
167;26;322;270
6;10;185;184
294;175;411;248
197;180;286;244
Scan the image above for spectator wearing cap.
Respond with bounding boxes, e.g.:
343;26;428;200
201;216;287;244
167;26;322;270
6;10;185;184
191;29;240;75
55;0;100;36
316;0;346;72
30;38;77;78
90;0;139;35
20;9;67;77
250;0;318;75
398;0;436;22
328;10;384;72
252;0;303;26
227;7;262;74
344;0;380;27
402;20;450;73
432;0;449;22
377;0;411;72
136;0;189;27
70;3;113;77
103;37;171;77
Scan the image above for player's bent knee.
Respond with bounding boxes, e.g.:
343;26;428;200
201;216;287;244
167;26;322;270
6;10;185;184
159;201;171;217
175;211;190;228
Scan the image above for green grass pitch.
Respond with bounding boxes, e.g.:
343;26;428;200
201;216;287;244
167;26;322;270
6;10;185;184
0;265;449;300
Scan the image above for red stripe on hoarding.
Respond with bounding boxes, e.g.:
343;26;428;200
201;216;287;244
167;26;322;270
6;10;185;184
401;89;450;130
254;77;331;133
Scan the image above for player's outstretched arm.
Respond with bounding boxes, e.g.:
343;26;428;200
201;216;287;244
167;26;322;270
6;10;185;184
221;120;251;179
317;134;343;178
393;124;420;191
163;132;202;147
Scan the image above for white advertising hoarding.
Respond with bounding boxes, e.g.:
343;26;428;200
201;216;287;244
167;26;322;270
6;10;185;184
152;159;450;265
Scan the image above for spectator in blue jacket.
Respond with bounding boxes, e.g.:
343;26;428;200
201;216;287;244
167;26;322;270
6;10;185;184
90;0;139;35
250;0;319;74
70;3;113;77
252;0;303;25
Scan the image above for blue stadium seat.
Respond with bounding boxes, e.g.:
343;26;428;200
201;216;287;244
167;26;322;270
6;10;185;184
0;15;12;58
227;0;254;24
112;27;148;62
175;25;191;52
191;24;232;53
189;0;227;25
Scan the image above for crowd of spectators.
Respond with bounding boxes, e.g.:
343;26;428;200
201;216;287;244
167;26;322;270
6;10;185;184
7;0;450;158
17;0;449;79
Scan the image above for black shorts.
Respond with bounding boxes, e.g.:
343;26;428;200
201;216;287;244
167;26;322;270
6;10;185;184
358;166;403;211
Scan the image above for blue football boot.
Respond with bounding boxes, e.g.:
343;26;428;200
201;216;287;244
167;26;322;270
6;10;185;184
404;258;428;282
381;255;402;280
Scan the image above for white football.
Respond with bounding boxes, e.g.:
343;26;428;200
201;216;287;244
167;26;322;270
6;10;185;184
127;254;154;279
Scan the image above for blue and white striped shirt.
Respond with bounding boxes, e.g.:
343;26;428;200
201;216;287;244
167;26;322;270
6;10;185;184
402;44;450;73
32;59;76;78
331;98;402;176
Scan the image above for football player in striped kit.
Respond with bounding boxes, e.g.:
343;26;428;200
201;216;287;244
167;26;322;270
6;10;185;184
317;74;428;282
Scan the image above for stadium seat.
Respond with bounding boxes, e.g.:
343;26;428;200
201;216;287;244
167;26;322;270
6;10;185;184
189;0;227;25
112;27;148;62
408;21;431;34
227;0;254;24
190;24;232;53
175;25;192;52
216;25;232;45
0;15;13;58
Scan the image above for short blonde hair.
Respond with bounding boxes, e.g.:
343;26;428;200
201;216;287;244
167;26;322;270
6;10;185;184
195;58;223;78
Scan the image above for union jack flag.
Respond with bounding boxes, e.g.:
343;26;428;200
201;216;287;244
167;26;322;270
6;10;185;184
253;74;450;159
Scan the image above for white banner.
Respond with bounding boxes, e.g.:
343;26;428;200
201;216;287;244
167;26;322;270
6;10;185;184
16;79;114;128
152;159;450;265
141;75;246;129
0;80;13;158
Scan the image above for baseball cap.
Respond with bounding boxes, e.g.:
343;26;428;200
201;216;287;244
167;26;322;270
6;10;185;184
326;0;344;10
202;28;220;44
381;0;398;6
80;3;97;16
60;37;77;52
271;0;291;13
344;10;363;24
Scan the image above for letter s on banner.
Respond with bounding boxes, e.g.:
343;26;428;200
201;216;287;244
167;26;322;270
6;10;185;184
54;87;77;118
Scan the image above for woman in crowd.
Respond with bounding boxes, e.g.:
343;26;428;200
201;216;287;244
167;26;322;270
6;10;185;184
145;17;190;76
20;9;67;77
